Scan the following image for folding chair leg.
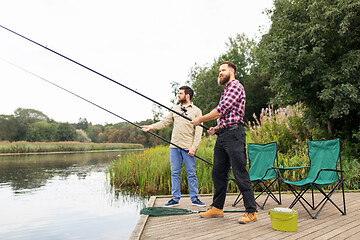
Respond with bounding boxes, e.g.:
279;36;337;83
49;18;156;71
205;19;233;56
315;183;346;216
233;192;261;208
233;181;261;207
262;179;281;205
232;193;243;207
287;184;314;209
342;180;347;215
232;178;282;209
312;189;315;209
278;177;282;204
258;180;280;209
287;182;346;219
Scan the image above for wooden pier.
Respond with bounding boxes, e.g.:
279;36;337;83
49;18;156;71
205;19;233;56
131;192;360;239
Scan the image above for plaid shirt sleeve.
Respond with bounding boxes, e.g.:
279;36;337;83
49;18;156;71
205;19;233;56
215;80;246;127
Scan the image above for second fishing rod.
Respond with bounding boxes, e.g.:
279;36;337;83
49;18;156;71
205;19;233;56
0;25;212;132
3;59;213;166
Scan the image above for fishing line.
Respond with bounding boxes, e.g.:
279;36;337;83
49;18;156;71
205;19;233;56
1;58;213;166
0;25;211;131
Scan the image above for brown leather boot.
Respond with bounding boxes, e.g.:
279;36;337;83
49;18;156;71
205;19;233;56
238;212;257;224
200;206;224;218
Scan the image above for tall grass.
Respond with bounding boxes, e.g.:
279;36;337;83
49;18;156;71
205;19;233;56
109;104;360;195
0;141;143;153
108;136;241;195
108;145;172;194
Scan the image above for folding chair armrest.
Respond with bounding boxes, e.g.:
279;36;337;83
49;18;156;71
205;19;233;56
319;168;343;173
271;167;286;181
272;166;310;181
259;167;277;181
313;168;344;182
279;166;310;170
272;166;310;171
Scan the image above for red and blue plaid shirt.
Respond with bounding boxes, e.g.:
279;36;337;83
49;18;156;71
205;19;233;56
215;79;246;128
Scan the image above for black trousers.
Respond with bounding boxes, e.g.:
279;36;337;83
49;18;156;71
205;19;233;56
211;125;257;212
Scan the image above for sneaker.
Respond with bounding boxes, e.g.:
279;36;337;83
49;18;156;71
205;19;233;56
164;199;179;207
192;197;206;207
200;206;224;218
238;212;258;224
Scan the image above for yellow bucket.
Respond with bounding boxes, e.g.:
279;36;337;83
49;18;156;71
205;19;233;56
269;208;298;232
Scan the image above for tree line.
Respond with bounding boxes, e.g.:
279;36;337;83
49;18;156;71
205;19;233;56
0;108;171;147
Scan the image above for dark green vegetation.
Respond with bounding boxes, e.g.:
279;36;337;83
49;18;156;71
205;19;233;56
258;0;360;141
0;108;170;147
108;138;236;195
110;0;360;194
185;0;360;158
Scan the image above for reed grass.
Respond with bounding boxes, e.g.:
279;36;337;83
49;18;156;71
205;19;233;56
110;128;359;195
0;141;143;153
108;137;241;195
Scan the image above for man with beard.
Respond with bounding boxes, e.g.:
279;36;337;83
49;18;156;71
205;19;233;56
141;86;205;207
191;61;257;224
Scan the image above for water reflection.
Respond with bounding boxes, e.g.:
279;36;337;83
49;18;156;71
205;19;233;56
0;150;148;240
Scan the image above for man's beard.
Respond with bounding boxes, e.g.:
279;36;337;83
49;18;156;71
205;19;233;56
218;74;230;86
178;97;186;104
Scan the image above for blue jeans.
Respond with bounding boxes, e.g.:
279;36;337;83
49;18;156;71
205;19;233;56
170;148;199;202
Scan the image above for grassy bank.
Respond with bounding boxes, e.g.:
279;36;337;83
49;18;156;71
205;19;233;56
109;135;359;195
0;141;143;153
108;137;238;194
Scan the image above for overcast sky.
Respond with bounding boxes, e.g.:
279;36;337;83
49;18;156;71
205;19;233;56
0;0;273;125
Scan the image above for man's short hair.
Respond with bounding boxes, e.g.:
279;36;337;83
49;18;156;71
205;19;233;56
179;86;194;100
220;61;237;73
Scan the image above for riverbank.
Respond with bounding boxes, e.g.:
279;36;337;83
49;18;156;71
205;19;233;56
0;148;145;156
0;141;144;154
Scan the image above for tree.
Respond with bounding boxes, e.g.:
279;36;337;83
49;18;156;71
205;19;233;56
0;115;19;141
14;108;50;124
87;124;103;143
13;108;52;140
76;118;89;130
25;121;58;142
170;81;180;105
55;123;77;141
75;129;91;142
258;0;360;139
189;33;272;125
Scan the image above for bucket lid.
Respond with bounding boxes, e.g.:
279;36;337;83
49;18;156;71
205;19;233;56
271;207;296;213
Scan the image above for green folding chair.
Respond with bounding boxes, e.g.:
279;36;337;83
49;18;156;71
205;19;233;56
279;139;346;219
232;142;281;209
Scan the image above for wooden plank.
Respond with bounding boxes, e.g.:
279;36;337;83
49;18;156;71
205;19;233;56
130;196;156;240
133;192;360;239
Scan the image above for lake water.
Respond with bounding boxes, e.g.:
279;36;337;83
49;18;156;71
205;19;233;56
0;150;149;240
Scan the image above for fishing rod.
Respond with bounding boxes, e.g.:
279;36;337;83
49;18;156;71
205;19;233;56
2;59;213;166
0;24;211;132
